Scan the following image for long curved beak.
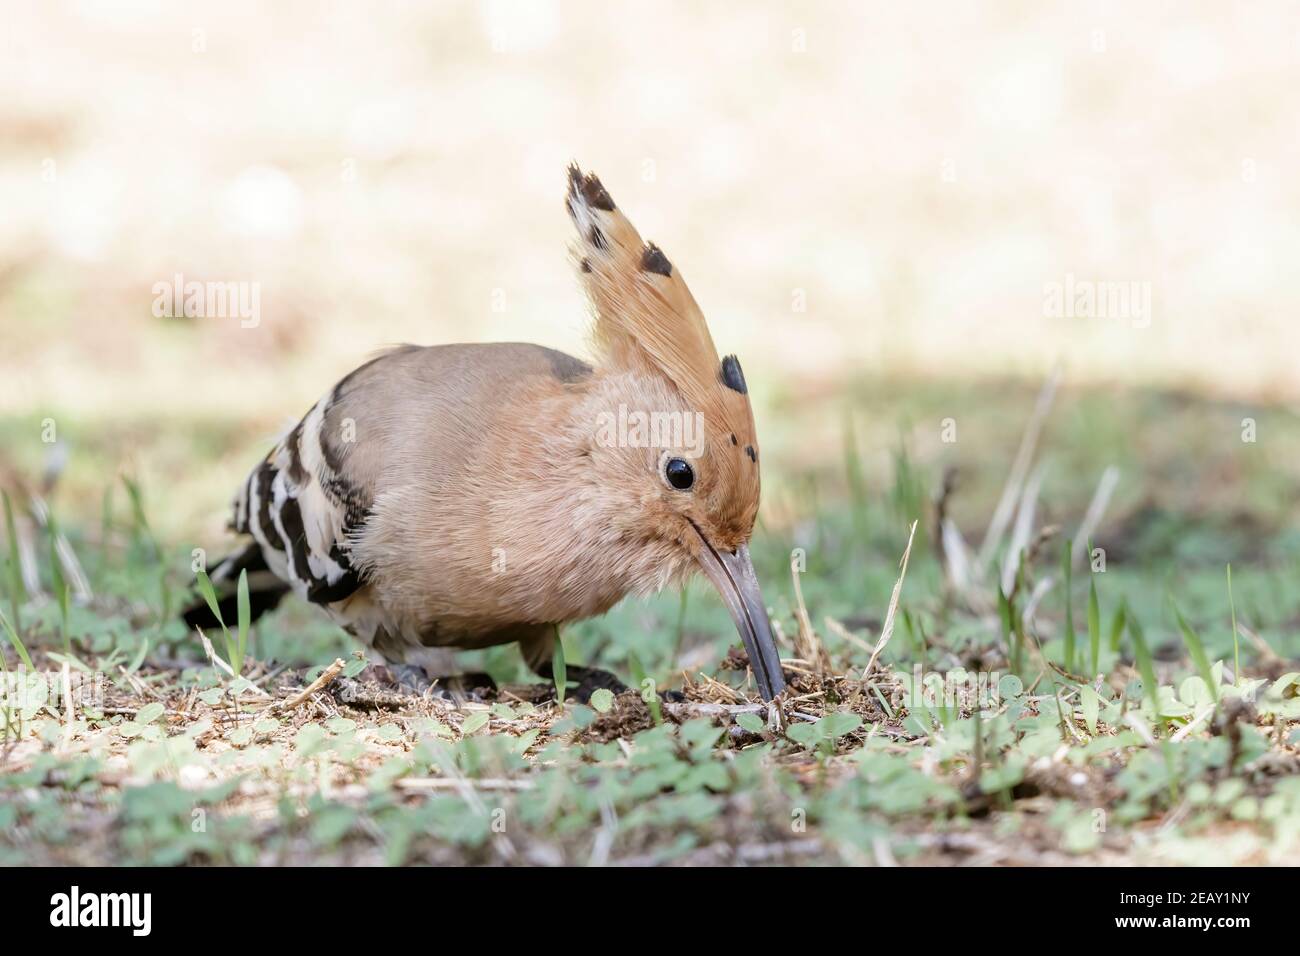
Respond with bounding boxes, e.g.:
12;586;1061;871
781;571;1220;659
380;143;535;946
692;534;786;701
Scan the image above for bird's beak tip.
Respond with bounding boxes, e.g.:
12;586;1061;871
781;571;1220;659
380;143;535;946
692;537;786;702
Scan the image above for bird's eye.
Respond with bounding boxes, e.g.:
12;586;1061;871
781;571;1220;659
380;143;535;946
664;457;695;491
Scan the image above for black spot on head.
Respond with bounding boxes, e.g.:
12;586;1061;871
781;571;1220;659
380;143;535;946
580;257;591;273
745;445;757;463
640;243;672;277
730;433;738;446
721;354;747;394
567;164;615;211
589;225;607;251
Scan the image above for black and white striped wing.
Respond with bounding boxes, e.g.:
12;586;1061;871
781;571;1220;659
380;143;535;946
230;386;370;607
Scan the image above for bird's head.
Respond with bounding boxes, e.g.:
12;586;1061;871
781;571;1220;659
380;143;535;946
564;164;785;700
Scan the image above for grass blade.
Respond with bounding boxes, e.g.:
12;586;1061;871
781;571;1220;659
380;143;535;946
58;582;71;655
0;635;10;742
194;570;237;673
1127;611;1178;800
1108;601;1127;653
551;632;567;704
194;570;224;625
997;586;1015;672
1226;564;1240;686
1087;576;1101;678
1061;537;1075;672
100;484;114;545
1171;598;1217;704
121;474;159;560
2;491;24;634
235;568;251;676
1126;613;1161;735
0;605;34;671
46;511;71;653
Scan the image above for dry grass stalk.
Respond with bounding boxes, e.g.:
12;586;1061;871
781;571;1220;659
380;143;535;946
823;616;875;657
196;628;236;678
790;557;831;674
941;518;975;596
977;365;1061;573
1070;465;1120;569
1000;461;1047;595
28;495;93;602
693;670;746;704
864;520;917;677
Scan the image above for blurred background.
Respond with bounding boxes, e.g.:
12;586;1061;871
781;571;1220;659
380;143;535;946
1;1;1297;672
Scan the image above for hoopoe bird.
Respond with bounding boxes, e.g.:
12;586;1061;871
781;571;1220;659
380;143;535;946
183;165;786;701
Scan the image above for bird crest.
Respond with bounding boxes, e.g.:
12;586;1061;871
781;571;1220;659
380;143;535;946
565;164;760;534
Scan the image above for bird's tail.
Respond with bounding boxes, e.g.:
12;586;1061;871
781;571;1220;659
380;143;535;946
180;541;290;632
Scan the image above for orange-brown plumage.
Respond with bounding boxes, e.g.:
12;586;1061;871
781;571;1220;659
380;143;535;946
185;165;785;700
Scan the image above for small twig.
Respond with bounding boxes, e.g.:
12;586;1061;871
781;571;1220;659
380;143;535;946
661;701;766;720
276;658;346;713
734;838;824;863
100;706;189;718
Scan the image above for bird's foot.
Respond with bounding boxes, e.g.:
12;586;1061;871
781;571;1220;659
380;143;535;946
541;665;687;705
555;665;626;705
358;662;434;696
433;671;498;703
357;663;496;701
